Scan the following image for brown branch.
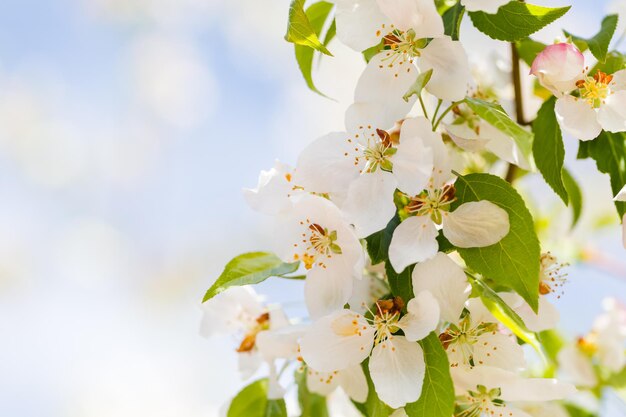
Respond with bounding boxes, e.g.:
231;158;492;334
505;40;526;184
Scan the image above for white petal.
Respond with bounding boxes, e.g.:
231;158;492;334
461;0;509;13
481;123;531;170
345;101;396;134
369;336;426;408
238;351;262;380
355;52;418;124
306;367;342;396
341;170;398;238
614;184;626;201
256;325;306;361
267;361;286;399
515;296;560;332
465;296;499;325
300;310;375;372
337;365;369;402
411;253;470;323
530;43;585;95
557;346;598;387
295;132;360;194
442;201;510;248
388;215;439;272
398;290;440;341
611;69;626;91
200;286;263;337
376;0;443;38
335;0;390;52
392;139;433;196
419;37;473;101
598;90;626;133
473;331;527;371
555;96;602;141
243;160;296;215
445;122;491;152
305;266;355;319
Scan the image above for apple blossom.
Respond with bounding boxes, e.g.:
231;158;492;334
243;160;301;215
300;292;440;408
304;365;369;403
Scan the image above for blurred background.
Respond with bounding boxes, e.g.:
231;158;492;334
0;0;625;416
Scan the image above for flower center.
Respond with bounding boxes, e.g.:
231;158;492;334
538;252;568;298
576;71;613;108
455;385;506;417
406;184;456;224
372;297;404;345
236;312;270;353
363;129;397;173
376;28;427;67
442;314;499;368
577;334;599;357
293;220;342;269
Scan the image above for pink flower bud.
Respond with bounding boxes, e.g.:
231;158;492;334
530;43;585;95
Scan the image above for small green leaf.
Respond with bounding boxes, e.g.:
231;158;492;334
465;97;533;161
452;173;541;312
403;69;434;102
533;97;568;204
591;51;626;74
577;131;626;219
404;333;455;417
385;261;414;308
285;0;333;55
228;379;269;417
468;275;543;355
442;2;465;41
365;214;400;265
294;1;335;96
564;15;618;63
516;38;547;67
363;40;384;63
296;370;330;417
562;168;583;227
266;399;288;417
203;252;300;302
469;3;571;42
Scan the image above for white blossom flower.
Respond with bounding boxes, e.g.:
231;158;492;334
441;297;526;371
243;160;301;215
531;43;626;140
273;194;364;318
461;0;510;13
200;287;290;379
300;292;440;408
334;0;472;100
452;366;576;417
387;128;510;272
305;365;369;403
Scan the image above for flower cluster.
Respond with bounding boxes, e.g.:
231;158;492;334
201;1;626;416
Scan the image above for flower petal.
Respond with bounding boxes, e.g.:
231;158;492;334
388;215;439;272
557;345;598;387
244;160;296;215
300;310;375;372
598;90;626;133
306;367;342;396
445;122;491;152
398;290;440;342
442;201;510;248
341;170;398;238
530;43;585;95
375;0;443;38
614;184;626;201
393;118;434;195
256;325;306;361
335;0;390;52
461;0;509;13
419;37;473;101
369;336;426;408
473;331;527;371
554;96;602;141
295;132;360;195
305;266;355;319
337;365;369;402
411;253;470;323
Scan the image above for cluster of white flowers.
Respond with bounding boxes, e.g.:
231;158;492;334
200;1;626;416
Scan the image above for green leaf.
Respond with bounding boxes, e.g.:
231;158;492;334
285;0;333;55
532;97;568;204
538;329;566;365
591;51;626;74
403;69;434;103
294;1;335;96
469;3;571;42
296;370;330;417
353;360;394;417
203;252;300;302
366;214;401;265
563;404;597;417
607;367;626;388
385;261;414;307
452;173;541;312
465;97;533;161
363;40;384;63
266;400;288;417
404;333;455;417
562;168;583;227
577;131;626;219
468;275;543;355
442;3;465;41
564;15;618;63
228;379;269;417
516;38;547;67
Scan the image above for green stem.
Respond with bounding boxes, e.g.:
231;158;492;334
432;99;443;122
432;100;464;131
418;95;430;120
